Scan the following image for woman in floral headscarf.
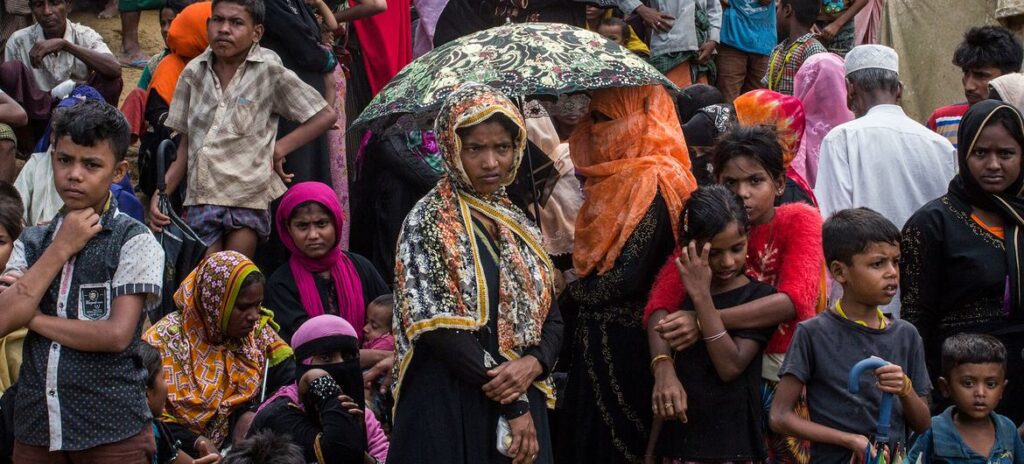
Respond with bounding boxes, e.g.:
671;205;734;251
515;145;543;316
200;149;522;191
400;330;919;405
558;84;698;464
733;89;817;207
144;251;295;454
389;83;563;464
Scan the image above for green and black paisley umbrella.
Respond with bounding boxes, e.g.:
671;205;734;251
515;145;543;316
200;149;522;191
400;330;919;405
351;22;677;133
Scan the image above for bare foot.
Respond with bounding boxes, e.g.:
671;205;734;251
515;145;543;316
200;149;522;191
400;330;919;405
98;0;118;19
118;52;150;68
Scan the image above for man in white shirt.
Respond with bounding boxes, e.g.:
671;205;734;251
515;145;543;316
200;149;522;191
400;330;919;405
815;45;956;229
0;0;122;121
815;44;956;317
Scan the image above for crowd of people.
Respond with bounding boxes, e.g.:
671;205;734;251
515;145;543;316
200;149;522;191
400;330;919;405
0;0;1023;462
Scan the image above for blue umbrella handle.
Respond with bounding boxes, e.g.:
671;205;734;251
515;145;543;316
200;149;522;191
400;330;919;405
848;357;894;444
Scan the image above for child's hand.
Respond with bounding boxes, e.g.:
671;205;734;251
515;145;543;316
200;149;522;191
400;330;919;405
193;439;221;464
273;157;294;184
674;240;713;296
299;368;331;394
845;434;872;463
148;194;171;232
655;311;700;351
0;270;23;295
53;209;102;259
875;364;910;396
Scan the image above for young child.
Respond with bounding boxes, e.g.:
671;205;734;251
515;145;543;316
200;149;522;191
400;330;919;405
597;17;630;47
0;182;23;272
361;293;395;427
763;0;827;95
908;334;1024;462
647;185;778;463
150;0;338;258
361;293;395;359
770;207;932;462
140;342;221;464
0;100;165;460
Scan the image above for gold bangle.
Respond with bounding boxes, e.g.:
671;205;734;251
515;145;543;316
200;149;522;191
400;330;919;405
650;354;673;373
898;375;914;398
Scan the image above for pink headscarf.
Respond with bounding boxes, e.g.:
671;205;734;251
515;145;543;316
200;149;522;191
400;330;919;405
275;182;365;337
791;53;855;187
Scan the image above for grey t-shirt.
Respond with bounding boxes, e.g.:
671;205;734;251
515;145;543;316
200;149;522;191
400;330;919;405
779;310;932;463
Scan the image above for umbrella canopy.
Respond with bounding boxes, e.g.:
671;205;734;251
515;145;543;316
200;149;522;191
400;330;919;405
351;22;677;133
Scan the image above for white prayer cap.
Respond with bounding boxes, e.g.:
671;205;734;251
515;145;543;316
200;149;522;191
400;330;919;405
844;45;899;76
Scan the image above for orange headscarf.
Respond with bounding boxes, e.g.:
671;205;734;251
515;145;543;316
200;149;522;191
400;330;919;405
570;85;697;276
149;1;212;103
734;89;806;170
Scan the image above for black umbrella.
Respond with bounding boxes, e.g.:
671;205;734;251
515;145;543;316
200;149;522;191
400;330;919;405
151;139;206;323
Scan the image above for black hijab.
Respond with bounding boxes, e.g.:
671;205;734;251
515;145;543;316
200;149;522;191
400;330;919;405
950;99;1024;316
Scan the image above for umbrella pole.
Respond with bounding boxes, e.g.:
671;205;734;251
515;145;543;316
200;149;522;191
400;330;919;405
517;96;543;234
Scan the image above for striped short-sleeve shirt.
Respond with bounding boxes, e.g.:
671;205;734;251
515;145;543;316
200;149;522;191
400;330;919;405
3;196;164;451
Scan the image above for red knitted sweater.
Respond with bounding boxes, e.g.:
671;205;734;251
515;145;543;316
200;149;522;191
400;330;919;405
643;203;825;354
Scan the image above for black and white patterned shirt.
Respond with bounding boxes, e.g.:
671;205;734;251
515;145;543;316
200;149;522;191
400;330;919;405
2;197;164;451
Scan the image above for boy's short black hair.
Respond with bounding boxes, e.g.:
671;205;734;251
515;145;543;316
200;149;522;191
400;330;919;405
781;0;820;27
138;342;163;389
52;100;131;162
953;26;1024;74
677;84;725;124
822;207;900;265
212;0;265;25
941;333;1007;377
221;430;304;464
0;182;24;242
711;126;786;182
370;293;394;309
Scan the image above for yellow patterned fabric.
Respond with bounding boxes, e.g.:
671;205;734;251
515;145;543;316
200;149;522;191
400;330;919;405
144;251;292;446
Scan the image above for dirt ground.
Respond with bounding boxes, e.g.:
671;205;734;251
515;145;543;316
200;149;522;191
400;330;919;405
69;7;167;105
55;8;167;185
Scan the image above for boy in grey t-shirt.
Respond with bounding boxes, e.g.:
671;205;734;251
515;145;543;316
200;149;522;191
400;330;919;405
769;208;932;463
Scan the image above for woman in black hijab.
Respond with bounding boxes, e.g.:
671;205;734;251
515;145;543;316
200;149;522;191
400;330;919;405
902;99;1024;422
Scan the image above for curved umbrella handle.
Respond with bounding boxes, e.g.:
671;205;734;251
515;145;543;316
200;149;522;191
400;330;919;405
848;357;894;444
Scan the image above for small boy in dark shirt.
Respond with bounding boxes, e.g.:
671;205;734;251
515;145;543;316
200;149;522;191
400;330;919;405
762;0;827;95
0;100;164;462
908;334;1024;463
770;208;932;463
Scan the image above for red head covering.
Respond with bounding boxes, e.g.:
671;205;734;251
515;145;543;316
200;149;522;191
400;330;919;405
734;89;806;170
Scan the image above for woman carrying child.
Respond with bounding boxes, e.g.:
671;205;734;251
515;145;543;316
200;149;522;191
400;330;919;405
265;181;388;344
251;315;389;463
144;251;296;455
902;99;1024;424
647;185;778;463
646;126;825;463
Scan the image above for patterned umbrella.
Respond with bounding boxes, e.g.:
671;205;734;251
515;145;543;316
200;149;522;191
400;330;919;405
351;22;677;133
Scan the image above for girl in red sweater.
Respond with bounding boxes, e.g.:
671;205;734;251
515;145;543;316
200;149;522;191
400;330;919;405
644;126;825;462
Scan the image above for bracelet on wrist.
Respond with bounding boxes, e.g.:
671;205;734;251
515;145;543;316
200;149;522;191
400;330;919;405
703;330;728;343
898;375;914;398
650;354;673;373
